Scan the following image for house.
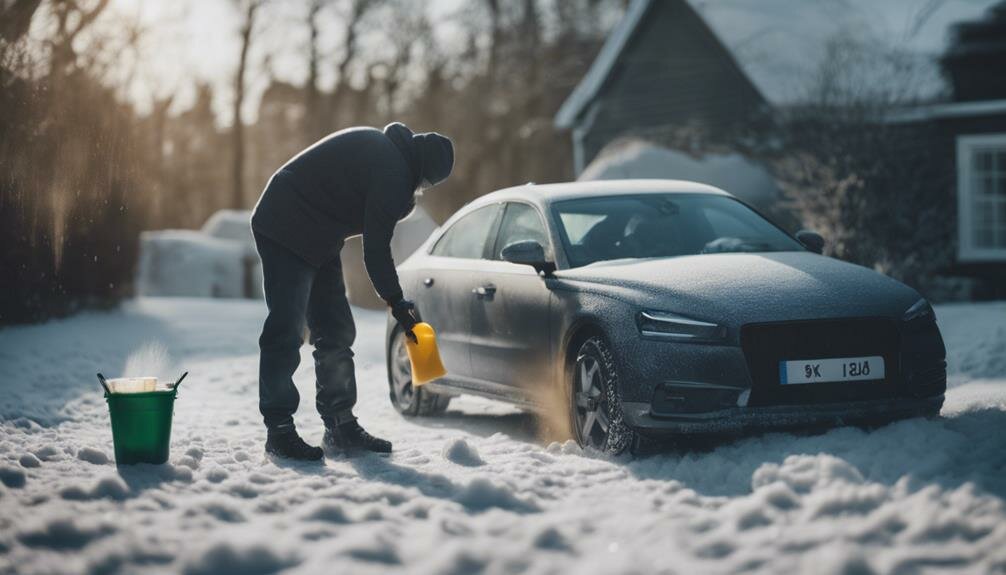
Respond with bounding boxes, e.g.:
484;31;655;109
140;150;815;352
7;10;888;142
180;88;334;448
555;0;1006;296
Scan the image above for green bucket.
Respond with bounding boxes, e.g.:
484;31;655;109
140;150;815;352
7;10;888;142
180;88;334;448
105;389;177;465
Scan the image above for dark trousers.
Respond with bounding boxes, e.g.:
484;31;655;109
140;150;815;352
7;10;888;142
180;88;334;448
255;231;357;431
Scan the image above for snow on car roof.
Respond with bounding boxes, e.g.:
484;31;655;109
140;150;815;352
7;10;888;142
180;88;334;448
483;179;732;206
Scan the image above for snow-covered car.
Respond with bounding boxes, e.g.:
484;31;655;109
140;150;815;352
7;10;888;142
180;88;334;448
385;180;947;453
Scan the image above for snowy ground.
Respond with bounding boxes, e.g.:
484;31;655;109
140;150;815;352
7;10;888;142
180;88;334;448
0;298;1004;575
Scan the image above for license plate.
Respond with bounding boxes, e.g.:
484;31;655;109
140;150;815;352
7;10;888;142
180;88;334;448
780;356;885;385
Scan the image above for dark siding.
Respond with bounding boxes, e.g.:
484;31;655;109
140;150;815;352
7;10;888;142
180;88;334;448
581;0;766;165
941;5;1006;102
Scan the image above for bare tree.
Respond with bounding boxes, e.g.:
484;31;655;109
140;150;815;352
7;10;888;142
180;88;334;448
231;0;262;209
484;0;500;83
0;0;44;43
328;0;379;127
304;0;325;141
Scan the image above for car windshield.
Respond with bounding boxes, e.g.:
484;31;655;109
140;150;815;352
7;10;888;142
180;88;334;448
553;194;804;268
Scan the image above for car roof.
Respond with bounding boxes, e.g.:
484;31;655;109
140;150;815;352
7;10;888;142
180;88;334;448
468;179;733;210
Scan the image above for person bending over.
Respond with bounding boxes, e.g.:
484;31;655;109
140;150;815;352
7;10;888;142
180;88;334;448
250;122;454;460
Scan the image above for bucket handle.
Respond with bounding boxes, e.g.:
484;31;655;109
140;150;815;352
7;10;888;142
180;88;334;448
172;371;188;392
96;373;112;395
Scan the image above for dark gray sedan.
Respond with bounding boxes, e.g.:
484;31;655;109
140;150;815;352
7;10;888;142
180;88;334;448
385;180;946;453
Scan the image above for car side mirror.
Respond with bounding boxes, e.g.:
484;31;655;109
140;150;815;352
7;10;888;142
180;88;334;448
796;230;825;254
501;240;555;275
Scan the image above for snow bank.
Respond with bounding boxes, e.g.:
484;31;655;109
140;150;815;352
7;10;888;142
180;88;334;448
580;139;781;211
933;301;1006;384
342;205;438;309
201;209;255;248
136;209;263;300
134;230;247;298
139;206;434;307
442;438;485;467
0;298;1003;573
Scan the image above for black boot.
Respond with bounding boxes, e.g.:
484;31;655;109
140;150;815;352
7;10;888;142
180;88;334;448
265;428;323;461
323;420;392;454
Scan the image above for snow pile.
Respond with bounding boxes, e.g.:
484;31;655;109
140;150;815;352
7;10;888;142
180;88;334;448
201;209;255;248
0;298;1003;573
134;230;248;298
342;205;438;308
136;209;263;300
442;438;485;467
580;140;781;211
934;301;1006;383
390;206;437;263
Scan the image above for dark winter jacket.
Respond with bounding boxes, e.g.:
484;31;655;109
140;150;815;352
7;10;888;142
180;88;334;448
251;123;454;304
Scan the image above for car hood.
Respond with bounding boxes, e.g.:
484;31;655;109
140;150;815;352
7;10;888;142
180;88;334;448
555;252;921;327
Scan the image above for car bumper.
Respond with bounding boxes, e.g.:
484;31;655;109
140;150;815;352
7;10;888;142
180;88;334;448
622;394;944;436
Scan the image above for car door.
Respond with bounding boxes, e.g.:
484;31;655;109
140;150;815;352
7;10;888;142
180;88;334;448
469;202;555;396
418;203;502;380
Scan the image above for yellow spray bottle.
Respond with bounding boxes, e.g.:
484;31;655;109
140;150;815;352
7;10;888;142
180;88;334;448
405;322;447;386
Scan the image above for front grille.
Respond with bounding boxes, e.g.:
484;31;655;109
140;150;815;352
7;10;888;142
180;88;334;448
651;383;742;415
741;318;903;407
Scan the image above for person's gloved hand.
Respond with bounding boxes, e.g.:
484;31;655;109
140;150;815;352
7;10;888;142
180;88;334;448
390;299;419;343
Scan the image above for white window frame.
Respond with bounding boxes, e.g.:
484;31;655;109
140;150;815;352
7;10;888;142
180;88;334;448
957;133;1006;261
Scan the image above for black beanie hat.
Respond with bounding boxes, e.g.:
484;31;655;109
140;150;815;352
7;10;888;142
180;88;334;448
414;131;454;187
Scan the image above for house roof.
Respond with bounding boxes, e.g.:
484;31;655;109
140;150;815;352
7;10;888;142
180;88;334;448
555;0;1001;129
554;0;651;129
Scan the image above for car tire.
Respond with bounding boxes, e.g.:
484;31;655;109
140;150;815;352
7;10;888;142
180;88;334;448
570;336;639;455
387;327;451;416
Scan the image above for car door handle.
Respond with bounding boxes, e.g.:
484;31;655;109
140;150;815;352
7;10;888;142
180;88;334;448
472;284;497;297
423;277;434;287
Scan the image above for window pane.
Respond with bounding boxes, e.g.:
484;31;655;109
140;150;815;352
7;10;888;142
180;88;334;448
701;206;762;238
495;203;549;259
431;205;499;259
559;213;607;244
553;194;803;267
975;200;995;227
977;174;996;196
973;150;993;172
996;151;1006;172
975;226;994;248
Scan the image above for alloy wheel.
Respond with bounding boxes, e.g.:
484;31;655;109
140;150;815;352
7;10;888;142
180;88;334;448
573;351;611;449
389;331;416;412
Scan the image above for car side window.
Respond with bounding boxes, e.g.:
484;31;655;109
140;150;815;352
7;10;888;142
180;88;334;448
431;204;500;259
494;203;550;260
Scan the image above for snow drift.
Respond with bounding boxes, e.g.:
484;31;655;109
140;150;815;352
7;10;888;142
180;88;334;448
580;140;781;212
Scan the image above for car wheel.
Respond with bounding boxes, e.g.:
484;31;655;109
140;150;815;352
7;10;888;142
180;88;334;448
570;336;637;454
388;328;451;416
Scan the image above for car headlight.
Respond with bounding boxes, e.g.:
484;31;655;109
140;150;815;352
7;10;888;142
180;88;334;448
637;311;727;342
902;298;936;327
